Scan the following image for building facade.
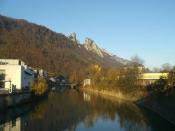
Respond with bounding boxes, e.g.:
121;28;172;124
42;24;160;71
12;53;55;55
83;79;91;87
139;73;168;86
0;59;35;91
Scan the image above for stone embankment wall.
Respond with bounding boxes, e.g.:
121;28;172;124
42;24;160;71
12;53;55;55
82;87;144;102
0;92;31;109
139;92;175;125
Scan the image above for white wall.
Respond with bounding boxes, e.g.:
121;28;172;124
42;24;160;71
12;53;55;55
0;59;35;90
0;65;22;90
84;79;91;87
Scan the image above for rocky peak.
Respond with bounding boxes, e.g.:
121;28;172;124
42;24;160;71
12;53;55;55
68;32;81;45
82;37;130;65
83;37;104;57
102;49;130;65
68;32;77;42
101;48;114;56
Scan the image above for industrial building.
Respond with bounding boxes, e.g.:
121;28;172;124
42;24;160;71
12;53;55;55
0;59;35;92
139;73;168;86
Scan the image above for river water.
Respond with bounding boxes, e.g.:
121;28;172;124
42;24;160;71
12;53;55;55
0;90;175;131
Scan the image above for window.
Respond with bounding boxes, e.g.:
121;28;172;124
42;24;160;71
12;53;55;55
0;70;5;88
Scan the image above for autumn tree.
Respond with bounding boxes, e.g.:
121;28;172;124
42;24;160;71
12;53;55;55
118;67;140;93
32;77;48;95
117;55;144;93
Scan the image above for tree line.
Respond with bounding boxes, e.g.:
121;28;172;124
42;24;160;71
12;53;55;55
85;56;175;98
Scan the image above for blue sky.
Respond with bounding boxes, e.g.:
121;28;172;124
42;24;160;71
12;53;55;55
0;0;175;68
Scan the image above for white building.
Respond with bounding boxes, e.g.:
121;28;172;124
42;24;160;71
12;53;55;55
38;69;48;79
83;79;91;87
0;59;35;91
139;73;168;86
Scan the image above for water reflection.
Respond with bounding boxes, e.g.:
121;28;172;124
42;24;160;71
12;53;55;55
0;117;21;131
0;104;31;131
0;90;174;131
81;92;151;131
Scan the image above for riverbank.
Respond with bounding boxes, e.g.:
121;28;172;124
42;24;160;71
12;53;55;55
139;90;175;125
82;87;175;126
0;91;31;110
81;87;145;102
0;91;48;110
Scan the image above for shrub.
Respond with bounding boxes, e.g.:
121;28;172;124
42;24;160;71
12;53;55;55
32;78;48;95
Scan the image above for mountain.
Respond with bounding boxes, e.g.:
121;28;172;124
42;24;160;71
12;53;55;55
82;38;130;65
0;15;130;82
83;38;104;57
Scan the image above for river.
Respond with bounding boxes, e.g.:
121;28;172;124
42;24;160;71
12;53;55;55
0;90;175;131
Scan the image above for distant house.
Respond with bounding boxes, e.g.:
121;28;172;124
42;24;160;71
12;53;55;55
38;69;48;79
139;73;168;86
55;75;69;84
83;79;91;87
124;66;145;73
0;59;35;92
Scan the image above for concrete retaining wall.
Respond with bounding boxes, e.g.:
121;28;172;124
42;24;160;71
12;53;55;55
0;92;31;109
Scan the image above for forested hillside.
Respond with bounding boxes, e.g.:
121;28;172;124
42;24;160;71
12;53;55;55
0;15;129;82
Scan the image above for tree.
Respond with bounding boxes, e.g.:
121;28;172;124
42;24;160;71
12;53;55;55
32;78;48;95
130;55;144;65
148;67;175;94
152;76;168;93
161;63;172;72
152;67;161;73
118;66;140;93
117;55;145;93
168;66;175;87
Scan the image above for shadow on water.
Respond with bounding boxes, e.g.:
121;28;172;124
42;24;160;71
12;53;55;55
0;90;175;131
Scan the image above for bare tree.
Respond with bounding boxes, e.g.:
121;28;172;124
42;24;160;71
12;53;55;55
130;55;144;65
152;67;161;73
161;63;172;72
